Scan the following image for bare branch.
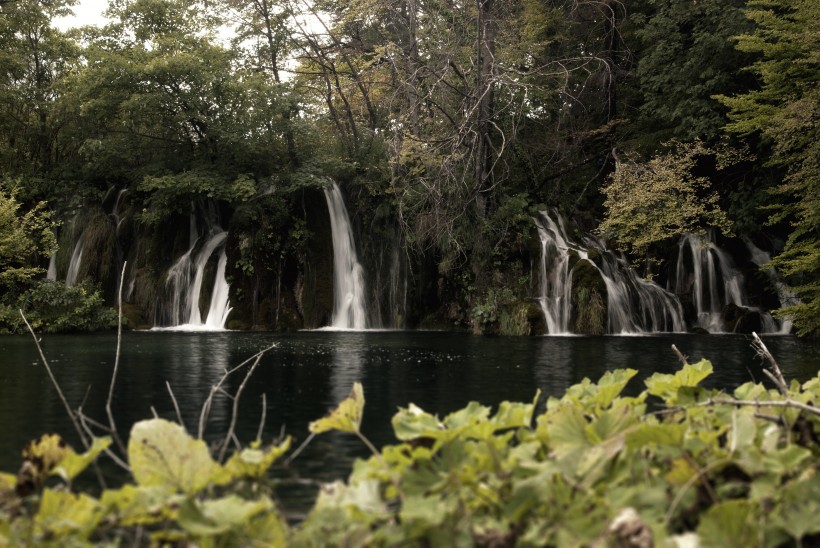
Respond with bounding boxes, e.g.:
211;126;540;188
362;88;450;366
19;310;89;450
166;381;185;430
106;262;128;455
751;332;788;396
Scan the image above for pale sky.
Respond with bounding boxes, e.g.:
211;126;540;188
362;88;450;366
54;0;110;30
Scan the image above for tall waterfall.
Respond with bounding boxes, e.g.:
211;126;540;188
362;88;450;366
535;213;574;334
65;235;85;286
159;229;232;330
324;181;368;330
673;234;783;333
536;211;685;334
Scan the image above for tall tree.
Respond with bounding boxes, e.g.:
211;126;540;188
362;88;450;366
0;0;79;183
718;0;820;336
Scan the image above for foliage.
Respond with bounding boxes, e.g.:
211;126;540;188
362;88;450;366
3;355;820;546
0;280;118;334
628;0;754;146
716;0;820;336
0;190;57;294
599;140;734;258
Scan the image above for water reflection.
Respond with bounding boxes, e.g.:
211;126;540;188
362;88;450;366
328;333;365;404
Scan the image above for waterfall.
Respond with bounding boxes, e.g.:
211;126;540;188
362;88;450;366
65;235;85;286
534;212;574;334
535;211;685;334
744;239;795;334
159;229;232;330
323;181;368;330
46;253;57;281
674;234;781;333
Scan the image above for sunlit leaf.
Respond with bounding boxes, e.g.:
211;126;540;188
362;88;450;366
392;403;443;441
34;488;101;539
664;457;698;487
309;382;365;434
53;436;112;482
645;359;713;403
178;495;272;536
224;437;292;480
100;484;182;526
128;418;221;494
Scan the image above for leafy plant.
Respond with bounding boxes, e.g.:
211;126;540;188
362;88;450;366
2;338;819;546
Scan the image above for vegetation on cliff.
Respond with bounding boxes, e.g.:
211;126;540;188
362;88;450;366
0;0;817;334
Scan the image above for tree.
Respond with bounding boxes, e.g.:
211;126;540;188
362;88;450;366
599;140;732;262
0;190;57;293
717;0;820;336
0;0;79;183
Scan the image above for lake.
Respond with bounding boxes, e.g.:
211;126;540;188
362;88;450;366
1;331;817;518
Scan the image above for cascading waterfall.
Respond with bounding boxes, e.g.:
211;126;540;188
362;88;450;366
46;253;57;281
744;239;795;334
534;213;574;334
674;234;781;333
159;229;232;330
535;211;685;334
65;235;85;286
323;181;368;330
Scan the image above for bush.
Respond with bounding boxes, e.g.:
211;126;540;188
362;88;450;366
0;280;118;334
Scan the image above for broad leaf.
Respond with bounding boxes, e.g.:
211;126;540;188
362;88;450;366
310;382;365;434
53;436;112;482
128;418;221;494
224;437;292;480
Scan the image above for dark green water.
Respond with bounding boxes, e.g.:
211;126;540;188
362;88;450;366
1;331;817;518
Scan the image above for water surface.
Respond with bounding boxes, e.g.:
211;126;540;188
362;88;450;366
1;331;817;517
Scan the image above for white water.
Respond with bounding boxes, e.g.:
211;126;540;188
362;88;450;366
65;235;84;286
744;239;795;334
674;234;781;333
536;211;684;334
534;212;574;334
324;181;368;330
46;253;57;281
160;229;232;330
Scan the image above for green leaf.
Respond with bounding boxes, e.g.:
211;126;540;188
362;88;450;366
697;500;758;547
53;436;112;482
35;489;101;540
178;495;272;536
224;437;292;480
644;359;713;403
392;403;443;441
310;382;365;434
100;484;182;526
128;418;221;494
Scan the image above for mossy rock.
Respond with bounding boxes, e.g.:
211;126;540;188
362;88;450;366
570;260;608;335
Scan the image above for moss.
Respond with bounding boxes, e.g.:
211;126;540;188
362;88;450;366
570;260;608;335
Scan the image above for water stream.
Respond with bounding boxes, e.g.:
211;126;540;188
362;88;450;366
323;181;368;330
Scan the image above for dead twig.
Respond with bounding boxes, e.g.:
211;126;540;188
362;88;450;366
19;310;90;450
751;332;788;396
106;262;129;456
700;397;820;418
166;381;185;430
198;344;277;440
256;393;267;443
218;349;267;462
671;344;688;366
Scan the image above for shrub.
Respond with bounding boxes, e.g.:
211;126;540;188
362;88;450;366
1;280;118;334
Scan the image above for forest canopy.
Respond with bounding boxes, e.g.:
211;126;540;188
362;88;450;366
0;0;817;335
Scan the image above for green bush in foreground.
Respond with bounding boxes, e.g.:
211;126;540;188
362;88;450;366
1;358;819;546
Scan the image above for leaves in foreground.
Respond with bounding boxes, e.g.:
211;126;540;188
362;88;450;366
1;360;820;546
